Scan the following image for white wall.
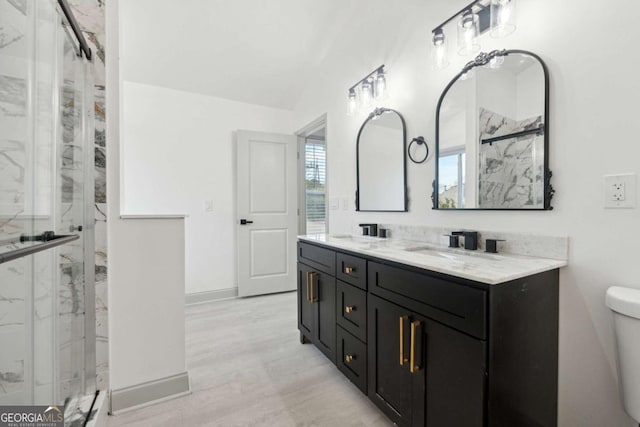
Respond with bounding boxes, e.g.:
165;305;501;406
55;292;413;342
121;81;293;295
291;0;640;425
107;0;187;397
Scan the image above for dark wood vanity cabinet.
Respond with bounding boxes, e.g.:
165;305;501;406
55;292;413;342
297;240;559;427
297;262;336;363
368;294;486;427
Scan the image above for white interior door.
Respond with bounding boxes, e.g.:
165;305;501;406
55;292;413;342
237;130;298;297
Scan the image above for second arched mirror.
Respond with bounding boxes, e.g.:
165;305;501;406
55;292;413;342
356;107;407;212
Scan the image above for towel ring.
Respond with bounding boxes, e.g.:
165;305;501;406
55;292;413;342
408;136;429;164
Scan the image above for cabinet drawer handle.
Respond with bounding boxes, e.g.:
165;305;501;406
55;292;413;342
345;354;354;363
399;316;409;366
309;272;317;303
410;320;421;374
344;266;355;274
345;305;355;314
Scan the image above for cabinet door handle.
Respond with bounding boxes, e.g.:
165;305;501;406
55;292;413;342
344;266;354;274
306;272;312;303
399;315;409;366
345;354;354;363
345;305;355;314
410;320;422;374
309;272;317;303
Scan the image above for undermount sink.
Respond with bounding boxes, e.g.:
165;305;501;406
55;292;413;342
405;245;502;261
330;234;376;242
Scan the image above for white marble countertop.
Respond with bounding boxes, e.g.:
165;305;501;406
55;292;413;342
298;234;567;285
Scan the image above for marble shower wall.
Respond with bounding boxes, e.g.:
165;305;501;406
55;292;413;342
477;107;544;209
67;0;108;392
0;0;108;400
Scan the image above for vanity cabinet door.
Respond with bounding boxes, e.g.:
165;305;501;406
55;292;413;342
422;315;486;427
312;270;336;364
368;295;424;427
297;263;314;340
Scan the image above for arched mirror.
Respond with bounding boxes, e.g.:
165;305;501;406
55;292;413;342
434;49;553;210
356;108;407;212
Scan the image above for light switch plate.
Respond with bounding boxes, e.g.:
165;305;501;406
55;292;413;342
342;198;349;210
329;198;339;210
204;200;214;212
604;174;636;209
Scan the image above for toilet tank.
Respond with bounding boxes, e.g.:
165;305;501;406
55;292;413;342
606;286;640;423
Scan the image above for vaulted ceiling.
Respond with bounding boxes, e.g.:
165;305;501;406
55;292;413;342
120;0;363;110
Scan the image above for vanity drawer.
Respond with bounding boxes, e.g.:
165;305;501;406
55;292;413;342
298;242;336;276
336;281;367;342
368;261;487;339
336;252;367;290
336;326;367;394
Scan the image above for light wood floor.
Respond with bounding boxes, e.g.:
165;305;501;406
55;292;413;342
107;291;392;426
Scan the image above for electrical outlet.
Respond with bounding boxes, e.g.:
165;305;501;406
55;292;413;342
604;174;636;209
612;183;625;201
204;200;214;212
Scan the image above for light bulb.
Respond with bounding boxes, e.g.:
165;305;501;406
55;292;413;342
360;79;373;109
374;70;387;100
491;0;516;38
489;55;504;69
432;28;449;69
457;10;480;56
460;68;475;81
347;89;357;116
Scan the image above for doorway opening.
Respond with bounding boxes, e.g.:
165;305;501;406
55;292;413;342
296;116;328;235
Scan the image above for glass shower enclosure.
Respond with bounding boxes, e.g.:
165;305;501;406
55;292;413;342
0;0;96;410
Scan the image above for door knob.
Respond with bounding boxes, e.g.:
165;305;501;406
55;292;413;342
240;219;254;225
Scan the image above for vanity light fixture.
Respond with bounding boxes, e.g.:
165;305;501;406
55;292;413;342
374;69;387;101
430;0;517;68
360;78;374;109
346;65;387;115
490;0;516;38
457;10;480;56
347;89;357;116
488;54;504;68
432;28;449;69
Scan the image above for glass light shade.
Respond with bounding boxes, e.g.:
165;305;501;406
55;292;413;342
360;79;373;109
460;68;475;81
347;89;357;116
489;54;504;69
457;10;480;56
490;0;516;38
432;29;449;69
374;71;387;100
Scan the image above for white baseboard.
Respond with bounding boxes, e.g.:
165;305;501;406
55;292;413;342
109;371;191;415
185;288;238;305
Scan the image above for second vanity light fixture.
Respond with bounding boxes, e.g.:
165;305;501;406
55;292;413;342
432;0;516;70
347;65;387;116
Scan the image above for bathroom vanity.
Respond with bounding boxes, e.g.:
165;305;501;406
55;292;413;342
297;234;565;427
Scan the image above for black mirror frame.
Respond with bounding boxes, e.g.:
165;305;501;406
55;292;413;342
356;107;408;212
432;49;555;211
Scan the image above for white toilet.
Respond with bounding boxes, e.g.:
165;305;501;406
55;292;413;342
606;286;640;423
